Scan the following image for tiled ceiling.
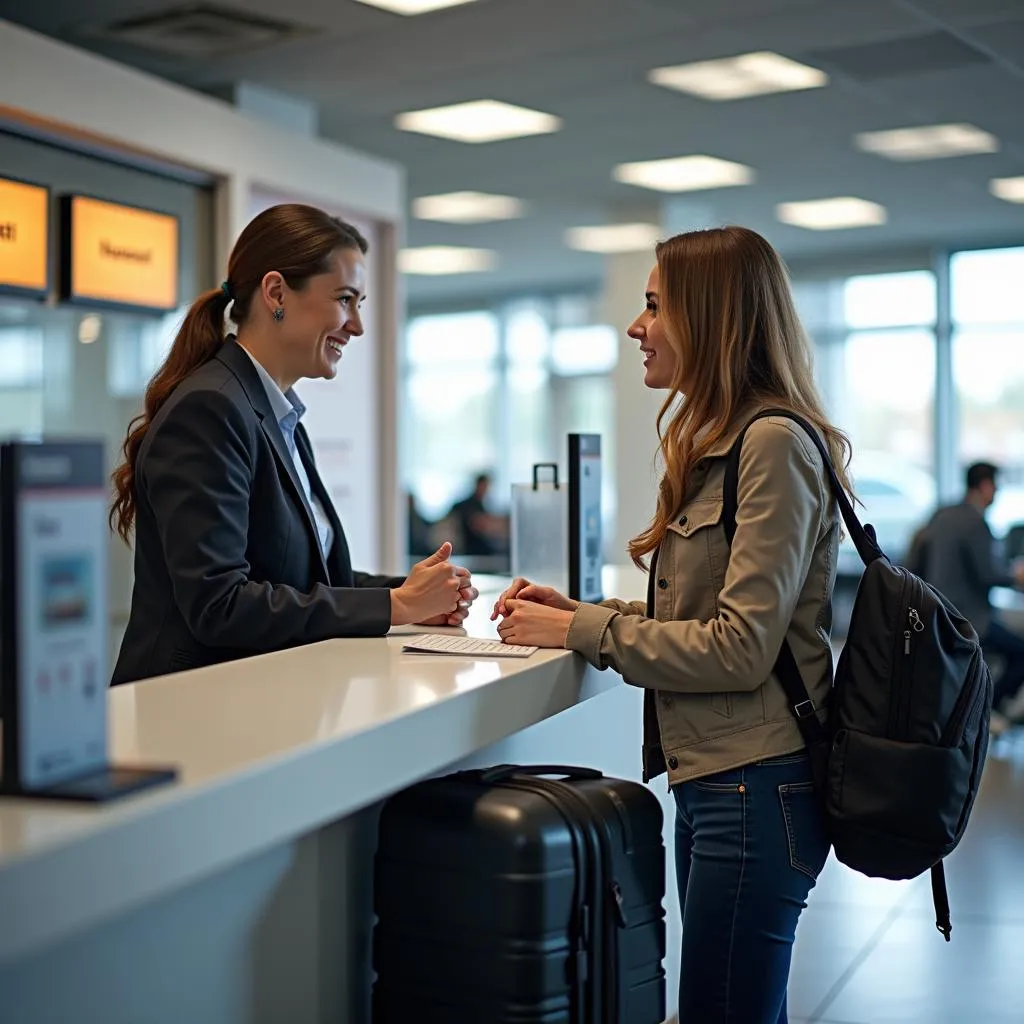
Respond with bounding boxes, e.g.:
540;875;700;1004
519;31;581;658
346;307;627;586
5;0;1024;305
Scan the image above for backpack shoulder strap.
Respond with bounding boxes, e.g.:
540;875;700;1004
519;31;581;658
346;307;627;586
719;408;855;748
722;408;882;566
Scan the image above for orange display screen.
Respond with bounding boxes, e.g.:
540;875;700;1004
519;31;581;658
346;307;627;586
0;177;49;294
68;196;178;311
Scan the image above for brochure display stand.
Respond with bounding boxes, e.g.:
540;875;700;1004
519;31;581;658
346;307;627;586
568;433;603;603
510;434;604;603
0;440;176;802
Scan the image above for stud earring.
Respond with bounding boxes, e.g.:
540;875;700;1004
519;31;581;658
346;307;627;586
273;307;285;322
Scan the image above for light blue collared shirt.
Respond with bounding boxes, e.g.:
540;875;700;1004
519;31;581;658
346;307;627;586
239;345;335;561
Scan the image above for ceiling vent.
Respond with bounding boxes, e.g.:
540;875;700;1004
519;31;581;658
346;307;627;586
82;3;310;58
805;30;989;80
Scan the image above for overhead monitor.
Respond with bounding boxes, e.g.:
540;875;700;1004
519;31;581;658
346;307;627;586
62;194;179;313
0;176;49;298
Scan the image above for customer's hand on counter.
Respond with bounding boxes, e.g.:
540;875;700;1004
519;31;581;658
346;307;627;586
495;598;574;649
491;578;580;620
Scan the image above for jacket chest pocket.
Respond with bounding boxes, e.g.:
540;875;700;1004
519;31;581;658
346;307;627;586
661;498;727;621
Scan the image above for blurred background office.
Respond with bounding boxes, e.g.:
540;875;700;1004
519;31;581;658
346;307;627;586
2;0;1024;652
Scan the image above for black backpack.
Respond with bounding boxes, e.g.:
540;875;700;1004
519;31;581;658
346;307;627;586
722;409;992;941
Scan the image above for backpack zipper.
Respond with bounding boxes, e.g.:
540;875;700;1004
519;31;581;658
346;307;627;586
889;572;911;738
904;607;924;654
899;586;926;738
940;649;986;747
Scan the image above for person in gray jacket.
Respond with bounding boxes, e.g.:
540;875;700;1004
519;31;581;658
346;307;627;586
907;462;1024;724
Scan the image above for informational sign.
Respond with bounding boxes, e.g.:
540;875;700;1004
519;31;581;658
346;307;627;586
62;195;179;312
1;442;107;789
568;434;603;603
0;176;49;297
1;441;176;800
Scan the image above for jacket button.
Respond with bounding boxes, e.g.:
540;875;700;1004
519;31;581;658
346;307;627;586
657;578;668;589
667;755;679;770
678;514;688;526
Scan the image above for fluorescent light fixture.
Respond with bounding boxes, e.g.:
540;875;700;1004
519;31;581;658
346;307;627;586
565;223;662;253
614;155;754;193
395;100;562;143
353;0;478;13
412;191;525;223
776;197;887;231
398;246;497;275
649;51;828;101
990;176;1024;203
855;123;998;161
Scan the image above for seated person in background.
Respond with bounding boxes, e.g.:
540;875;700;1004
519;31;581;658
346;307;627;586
907;461;1024;731
448;473;508;557
407;492;435;558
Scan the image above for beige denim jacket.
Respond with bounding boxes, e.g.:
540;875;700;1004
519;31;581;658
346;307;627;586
566;410;840;786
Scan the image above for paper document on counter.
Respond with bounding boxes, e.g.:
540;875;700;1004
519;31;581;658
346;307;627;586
401;634;538;658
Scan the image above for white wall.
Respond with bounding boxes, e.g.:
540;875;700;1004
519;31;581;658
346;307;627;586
0;18;406;570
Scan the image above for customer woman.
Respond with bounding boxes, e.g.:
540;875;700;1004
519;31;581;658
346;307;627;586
492;226;850;1022
111;203;475;685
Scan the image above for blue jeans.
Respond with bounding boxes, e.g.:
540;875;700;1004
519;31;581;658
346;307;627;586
673;753;830;1023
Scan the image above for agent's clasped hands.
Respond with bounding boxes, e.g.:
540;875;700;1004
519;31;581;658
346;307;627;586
391;543;479;627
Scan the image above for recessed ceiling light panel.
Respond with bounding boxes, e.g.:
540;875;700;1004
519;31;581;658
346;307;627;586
412;191;525;222
398;246;497;274
395;100;562;143
649;51;828;101
855;123;998;161
990;177;1024;203
565;223;662;253
613;155;755;193
354;0;477;13
776;197;888;230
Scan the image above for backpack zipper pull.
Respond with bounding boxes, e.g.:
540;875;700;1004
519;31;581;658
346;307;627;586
905;608;924;654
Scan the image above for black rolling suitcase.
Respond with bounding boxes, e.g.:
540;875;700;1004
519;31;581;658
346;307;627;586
372;764;666;1024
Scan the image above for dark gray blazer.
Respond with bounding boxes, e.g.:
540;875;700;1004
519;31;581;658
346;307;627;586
112;340;402;686
906;501;1014;637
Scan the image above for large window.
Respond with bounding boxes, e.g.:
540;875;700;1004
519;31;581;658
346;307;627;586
951;248;1024;538
404;310;502;520
799;270;938;560
401;295;617;560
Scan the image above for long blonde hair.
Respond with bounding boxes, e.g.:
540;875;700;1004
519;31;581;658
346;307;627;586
629;226;854;569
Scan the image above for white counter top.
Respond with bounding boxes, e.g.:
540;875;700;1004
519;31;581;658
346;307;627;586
0;567;646;963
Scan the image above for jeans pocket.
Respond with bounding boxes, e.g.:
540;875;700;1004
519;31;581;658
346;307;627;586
692;767;745;793
778;781;829;881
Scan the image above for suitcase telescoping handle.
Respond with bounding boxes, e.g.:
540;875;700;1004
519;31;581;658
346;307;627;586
479;764;603;784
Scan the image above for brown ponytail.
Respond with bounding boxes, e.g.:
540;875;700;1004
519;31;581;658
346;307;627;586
110;203;369;542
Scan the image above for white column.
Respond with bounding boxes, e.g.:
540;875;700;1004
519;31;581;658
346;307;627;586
602;249;664;562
